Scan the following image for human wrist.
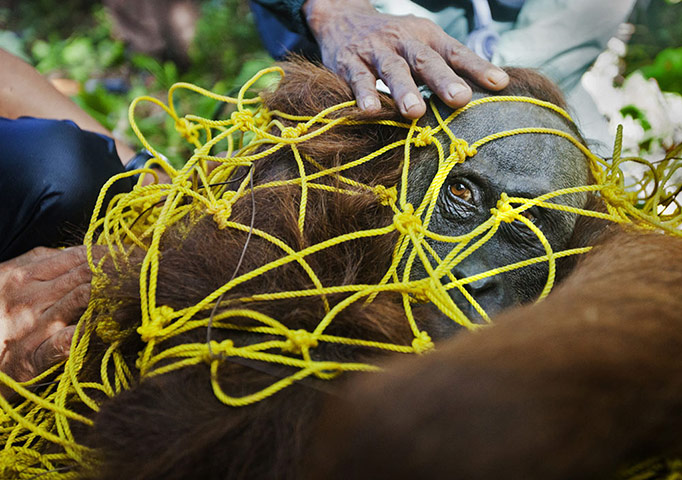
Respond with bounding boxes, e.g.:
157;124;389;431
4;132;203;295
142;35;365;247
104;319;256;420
303;0;374;35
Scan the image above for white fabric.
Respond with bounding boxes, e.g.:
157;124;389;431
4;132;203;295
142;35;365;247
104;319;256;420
374;0;637;148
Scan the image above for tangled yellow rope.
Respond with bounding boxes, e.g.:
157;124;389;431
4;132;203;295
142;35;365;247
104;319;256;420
1;66;681;478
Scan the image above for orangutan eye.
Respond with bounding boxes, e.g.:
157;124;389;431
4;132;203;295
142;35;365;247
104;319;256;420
449;182;473;203
518;209;537;224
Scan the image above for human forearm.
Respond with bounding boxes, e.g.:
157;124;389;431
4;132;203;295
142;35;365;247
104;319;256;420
0;49;135;163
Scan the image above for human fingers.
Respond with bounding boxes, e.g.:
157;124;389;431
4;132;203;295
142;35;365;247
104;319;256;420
335;55;382;113
372;50;425;119
435;35;509;91
35;262;92;311
23;245;88;282
32;325;76;374
9;251;91;314
401;40;472;109
39;283;91;327
0;246;61;269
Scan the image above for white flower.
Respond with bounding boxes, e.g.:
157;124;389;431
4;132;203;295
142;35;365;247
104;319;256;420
583;30;682;163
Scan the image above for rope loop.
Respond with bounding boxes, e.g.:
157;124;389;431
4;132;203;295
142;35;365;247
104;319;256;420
410;288;430;303
257;108;272;126
412;331;434;354
393;204;423;235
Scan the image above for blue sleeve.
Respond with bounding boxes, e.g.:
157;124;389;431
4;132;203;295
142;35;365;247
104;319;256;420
0;117;133;261
250;0;309;35
250;1;321;60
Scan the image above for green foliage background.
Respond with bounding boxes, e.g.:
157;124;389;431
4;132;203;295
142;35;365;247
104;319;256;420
625;0;682;94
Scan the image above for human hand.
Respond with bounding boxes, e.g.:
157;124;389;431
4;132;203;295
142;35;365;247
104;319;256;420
303;0;510;119
0;246;92;397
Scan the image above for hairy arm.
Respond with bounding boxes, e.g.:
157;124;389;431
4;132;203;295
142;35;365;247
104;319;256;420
308;230;682;479
0;48;135;163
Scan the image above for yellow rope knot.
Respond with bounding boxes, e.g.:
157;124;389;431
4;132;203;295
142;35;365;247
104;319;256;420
281;123;308;139
492;193;516;223
413;126;433;147
600;184;629;208
393;204;423;235
231;110;255;131
137;305;176;342
207;198;233;229
203;339;235;362
257;108;272;126
374;184;397;206
175;117;200;143
283;329;318;354
412;331;434;354
449;138;477;163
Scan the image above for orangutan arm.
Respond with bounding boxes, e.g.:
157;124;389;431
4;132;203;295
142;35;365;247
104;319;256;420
308;229;682;480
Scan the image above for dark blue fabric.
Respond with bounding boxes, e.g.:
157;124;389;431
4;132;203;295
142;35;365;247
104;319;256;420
250;0;524;39
0;117;133;261
417;0;523;22
250;0;309;38
249;1;320;61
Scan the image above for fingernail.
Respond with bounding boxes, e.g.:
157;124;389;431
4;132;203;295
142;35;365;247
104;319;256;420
487;68;509;86
447;83;469;103
360;96;380;111
402;93;420;113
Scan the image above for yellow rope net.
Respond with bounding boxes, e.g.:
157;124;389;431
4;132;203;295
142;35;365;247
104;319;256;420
1;66;681;478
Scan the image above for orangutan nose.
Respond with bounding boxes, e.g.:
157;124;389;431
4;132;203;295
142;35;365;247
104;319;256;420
451;263;507;321
464;274;497;296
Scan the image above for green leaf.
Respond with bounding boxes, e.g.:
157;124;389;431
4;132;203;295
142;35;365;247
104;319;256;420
620;105;652;131
640;47;682;94
62;37;94;65
31;40;51;61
